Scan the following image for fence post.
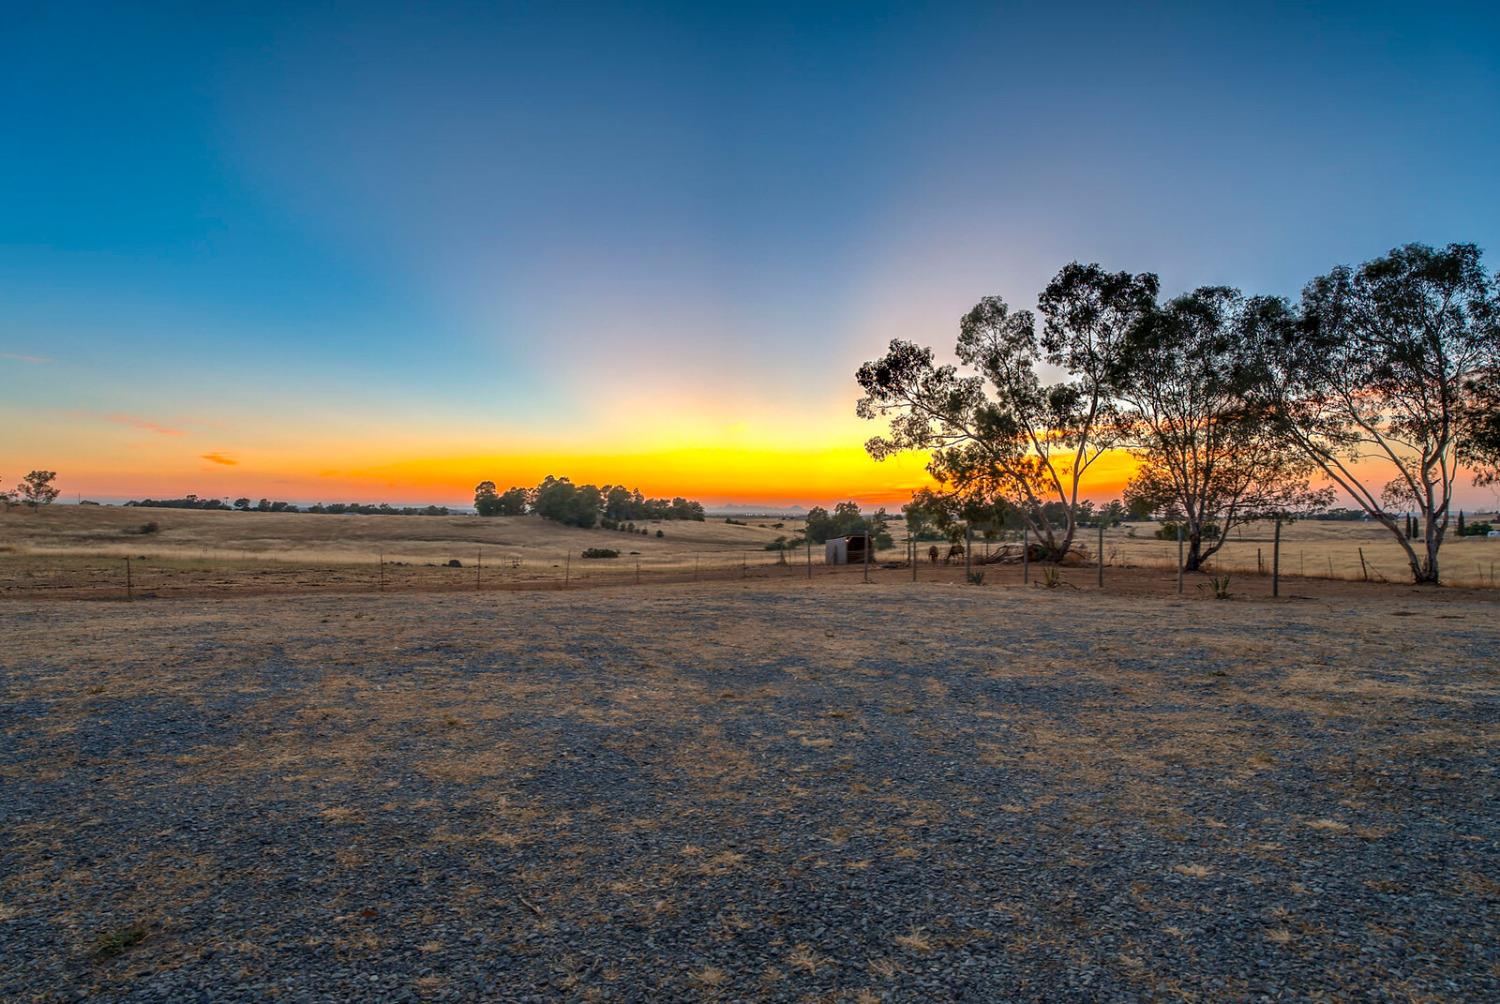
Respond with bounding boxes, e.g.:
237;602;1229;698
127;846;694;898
1022;525;1029;585
1257;547;1263;575
807;531;812;580
1272;519;1282;597
636;558;641;585
564;551;570;589
1097;519;1105;589
964;524;972;582
477;548;482;591
379;551;385;592
1176;522;1184;595
124;556;133;601
911;535;917;582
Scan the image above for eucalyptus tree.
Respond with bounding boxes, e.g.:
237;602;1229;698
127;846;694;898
1461;368;1500;486
857;264;1155;560
1115;287;1331;571
1243;243;1499;584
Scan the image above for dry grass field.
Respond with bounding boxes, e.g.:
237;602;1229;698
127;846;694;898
1;579;1496;1002
3;506;1498;600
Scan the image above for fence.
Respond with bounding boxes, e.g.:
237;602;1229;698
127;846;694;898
4;522;1498;601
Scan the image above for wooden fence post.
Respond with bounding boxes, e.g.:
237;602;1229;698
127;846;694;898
476;548;482;591
1097;519;1105;589
1176;522;1184;595
379;551;385;592
1022;525;1029;585
964;524;972;582
807;532;812;580
864;531;871;583
564;551;570;589
125;556;133;602
1272;519;1281;598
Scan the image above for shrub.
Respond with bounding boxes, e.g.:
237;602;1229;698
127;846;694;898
93;923;147;959
1154;520;1220;541
966;570;985;586
655;529;664;538
581;547;619;559
1461;521;1493;537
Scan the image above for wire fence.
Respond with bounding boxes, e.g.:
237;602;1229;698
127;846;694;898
4;531;1498;601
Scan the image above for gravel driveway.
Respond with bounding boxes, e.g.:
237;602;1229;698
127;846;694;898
2;581;1496;1001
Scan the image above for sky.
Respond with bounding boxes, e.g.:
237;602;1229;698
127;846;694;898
3;2;1498;509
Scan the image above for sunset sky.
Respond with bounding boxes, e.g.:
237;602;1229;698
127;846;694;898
4;3;1498;509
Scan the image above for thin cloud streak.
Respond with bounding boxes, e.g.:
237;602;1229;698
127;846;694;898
2;352;53;364
201;452;238;466
106;414;185;436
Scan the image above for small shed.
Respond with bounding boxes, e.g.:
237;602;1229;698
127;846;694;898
825;533;870;565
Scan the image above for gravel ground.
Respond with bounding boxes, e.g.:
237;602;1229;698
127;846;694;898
2;580;1496;1002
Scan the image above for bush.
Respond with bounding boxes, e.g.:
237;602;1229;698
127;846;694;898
1461;521;1493;536
580;547;619;559
655;529;664;538
1154;520;1220;541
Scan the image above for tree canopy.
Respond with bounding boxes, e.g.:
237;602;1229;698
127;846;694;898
473;477;707;527
856;264;1155;559
1243;242;1498;583
1116;286;1331;571
858;243;1499;583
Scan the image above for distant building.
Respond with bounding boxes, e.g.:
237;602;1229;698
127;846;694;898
824;534;870;565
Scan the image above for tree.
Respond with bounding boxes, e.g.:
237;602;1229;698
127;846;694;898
0;475;15;509
473;480;503;516
1116;287;1332;571
495;487;529;515
1460;364;1500;485
857;263;1152;560
233;497;251;511
18;470;59;509
1244;243;1500;584
803;501;892;548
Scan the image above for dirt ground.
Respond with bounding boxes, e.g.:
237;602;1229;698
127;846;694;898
2;578;1496;1001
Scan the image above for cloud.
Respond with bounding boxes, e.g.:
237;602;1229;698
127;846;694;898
200;452;238;466
106;414;184;436
2;352;53;364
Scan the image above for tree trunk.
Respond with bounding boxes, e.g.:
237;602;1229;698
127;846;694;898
1184;531;1205;572
1419;515;1441;584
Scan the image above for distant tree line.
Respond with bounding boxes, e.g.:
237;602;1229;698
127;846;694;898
473;476;706;528
123;494;450;515
858;242;1499;583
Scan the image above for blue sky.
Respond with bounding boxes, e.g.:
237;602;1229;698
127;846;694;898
3;2;1497;504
